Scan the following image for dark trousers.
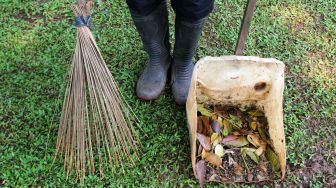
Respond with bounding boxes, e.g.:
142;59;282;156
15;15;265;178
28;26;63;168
126;0;214;21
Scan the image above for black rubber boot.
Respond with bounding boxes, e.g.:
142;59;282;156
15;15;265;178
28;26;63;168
172;17;206;105
130;3;171;100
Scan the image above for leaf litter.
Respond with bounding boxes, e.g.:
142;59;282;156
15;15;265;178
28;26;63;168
196;104;281;184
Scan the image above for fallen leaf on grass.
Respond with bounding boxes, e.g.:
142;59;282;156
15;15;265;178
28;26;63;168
222;136;249;147
197;133;211;151
241;147;259;164
198;103;212;117
202;150;222;167
196;160;206;188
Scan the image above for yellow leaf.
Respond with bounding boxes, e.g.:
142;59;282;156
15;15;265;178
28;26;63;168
210;133;219;143
249;121;257;130
222;119;232;136
197;103;212;117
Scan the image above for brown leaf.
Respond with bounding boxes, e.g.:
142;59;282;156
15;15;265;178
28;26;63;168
201;116;211;136
201;150;222;167
257;161;267;181
197;133;211;151
213;106;227;117
247;133;266;148
197;116;204;134
196;160;206;188
197;144;203;156
211;114;218;120
258;161;267;173
233;162;243;176
222;136;249;147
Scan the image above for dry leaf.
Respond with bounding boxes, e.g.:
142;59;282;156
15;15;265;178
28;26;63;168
197;133;211;151
247;133;266;152
233;162;243;176
248;110;264;117
255;147;264;156
247;173;253;182
214;144;225;158
201;150;222;167
212;139;219;148
229;114;243;129
221;135;238;143
258;161;267;172
241;147;259;164
211;114;218;120
266;147;280;175
211;120;222;135
217;117;223;127
209;174;229;182
201;116;211;136
197;144;203;156
197;103;212;117
222;119;232;136
222;136;249;147
196;160;206;188
210;133;219;143
197;116;204;134
257;124;272;145
249;121;257;130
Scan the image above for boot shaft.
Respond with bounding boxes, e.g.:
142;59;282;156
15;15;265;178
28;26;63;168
173;17;205;64
130;3;170;62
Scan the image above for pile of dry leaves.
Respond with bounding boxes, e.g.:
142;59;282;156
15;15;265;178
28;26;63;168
196;103;281;186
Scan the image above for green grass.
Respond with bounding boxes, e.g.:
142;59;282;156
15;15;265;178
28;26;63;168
0;0;335;187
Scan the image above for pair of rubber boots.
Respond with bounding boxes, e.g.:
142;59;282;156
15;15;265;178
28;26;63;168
131;3;205;105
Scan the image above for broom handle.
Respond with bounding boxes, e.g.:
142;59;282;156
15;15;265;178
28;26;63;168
234;0;257;55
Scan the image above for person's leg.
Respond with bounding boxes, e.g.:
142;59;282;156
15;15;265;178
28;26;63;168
127;0;171;100
171;0;214;105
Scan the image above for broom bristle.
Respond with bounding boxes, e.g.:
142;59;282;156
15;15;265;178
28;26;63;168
54;1;140;182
